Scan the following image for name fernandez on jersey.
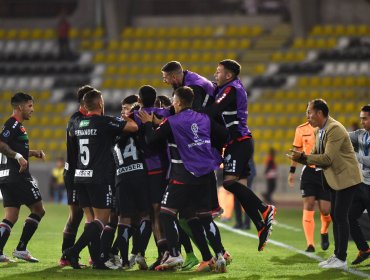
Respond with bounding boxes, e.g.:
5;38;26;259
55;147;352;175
74;129;97;136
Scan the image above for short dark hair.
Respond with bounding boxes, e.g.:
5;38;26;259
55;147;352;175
121;94;139;105
83;89;102;111
155;95;172;108
361;104;370;114
138;85;157;107
174;86;194;108
161;61;183;73
11;92;33;107
219;59;241;77
77;85;94;104
311;99;329;117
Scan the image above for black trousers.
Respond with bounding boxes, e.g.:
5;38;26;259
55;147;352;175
348;183;370;252
329;183;358;261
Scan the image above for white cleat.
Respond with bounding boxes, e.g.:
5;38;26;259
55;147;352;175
13;249;39;262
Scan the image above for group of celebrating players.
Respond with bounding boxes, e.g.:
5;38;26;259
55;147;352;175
0;59;276;273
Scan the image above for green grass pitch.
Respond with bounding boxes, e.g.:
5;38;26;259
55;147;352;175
0;203;369;279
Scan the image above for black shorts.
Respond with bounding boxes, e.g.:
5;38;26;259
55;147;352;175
0;178;42;208
77;183;113;209
64;175;79;206
161;181;211;212
117;175;149;217
300;166;330;201
148;172;168;204
223;138;253;179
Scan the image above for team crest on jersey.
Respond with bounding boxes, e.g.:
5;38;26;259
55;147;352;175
20;126;26;133
2;130;10;138
191;123;199;140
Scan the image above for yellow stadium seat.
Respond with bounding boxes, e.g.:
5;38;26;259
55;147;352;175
108;40;120;50
115;79;126;88
94;27;104;38
332;103;343;113
323;25;334;35
120;40;131;50
155;40;166;50
202;26;214;37
19;29;30;40
344;102;356;113
250;25;263;36
28;128;41;139
131;40;142;50
102;79;114;88
143;40;155;50
293;38;304;48
145;27;156;38
91;40;103;50
81;28;93;39
239;38;251;49
42;129;53;139
214;39;226;49
332;77;344;87
117;52;128;63
44;29;55;39
188;53;200;63
106;65;118;75
178;39;191;49
94;52;105;63
311;25;323;36
69;28;79;39
106;53;118;63
358;25;369;36
0;29;5;39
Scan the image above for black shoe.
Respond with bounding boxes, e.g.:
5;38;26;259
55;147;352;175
149;257;162;271
63;248;81;269
305;245;315;252
351;249;370;265
321;233;330;251
258;224;272;251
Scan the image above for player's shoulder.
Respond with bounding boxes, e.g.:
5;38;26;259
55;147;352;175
3;117;20;130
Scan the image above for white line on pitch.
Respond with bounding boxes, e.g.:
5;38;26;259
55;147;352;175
273;220;302;232
216;222;370;279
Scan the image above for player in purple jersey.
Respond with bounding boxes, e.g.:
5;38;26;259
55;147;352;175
207;59;277;251
138;86;229;272
162;61;215;109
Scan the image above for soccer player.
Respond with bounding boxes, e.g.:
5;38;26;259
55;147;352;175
348;104;370;265
161;61;215;109
288;118;331;253
109;95;141;268
112;114;151;269
207;59;276;251
132;85;171;269
63;89;138;269
0;92;46;263
138;86;229;272
59;85;93;266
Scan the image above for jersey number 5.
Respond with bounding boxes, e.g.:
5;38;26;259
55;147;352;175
79;139;90;166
